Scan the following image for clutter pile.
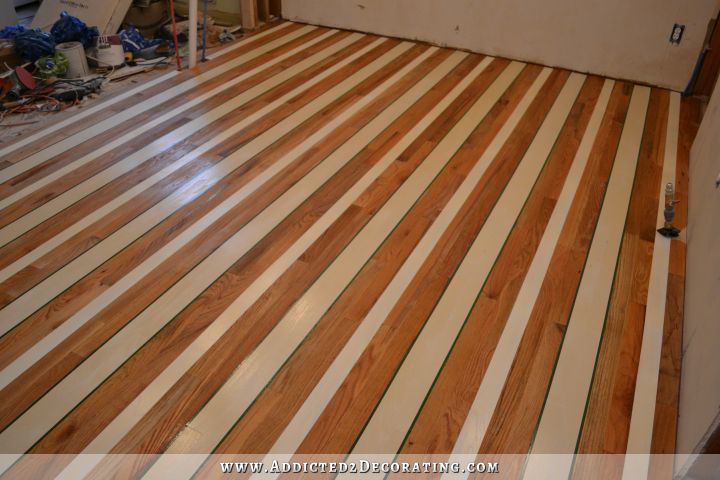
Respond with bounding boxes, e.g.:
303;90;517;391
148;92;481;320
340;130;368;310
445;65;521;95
0;0;244;126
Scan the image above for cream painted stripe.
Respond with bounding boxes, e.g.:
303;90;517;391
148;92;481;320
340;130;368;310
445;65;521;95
442;80;615;475
141;60;522;480
0;33;374;284
349;73;586;458
0;42;419;393
0;41;410;342
0;22;293;160
0;44;434;464
0;37;387;384
254;67;552;477
620;92;680;480
0;25;316;185
56;52;480;480
0;27;333;244
523;86;651;480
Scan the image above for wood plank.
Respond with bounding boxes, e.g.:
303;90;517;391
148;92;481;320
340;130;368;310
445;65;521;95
524;86;651;480
0;31;368;302
351;72;584;458
0;25;316;187
575;88;669;455
0;22;687;478
54;49;463;462
478;82;633;456
292;67;569;457
72;52;495;480
0;35;385;390
198;57;513;462
258;0;272;22
402;76;609;457
0;28;334;238
57;51;492;480
646;97;701;480
0;42;419;444
0;27;331;224
0;21;295;162
241;0;259;31
571;88;669;480
0;39;406;357
0;37;397;378
142;57;516;480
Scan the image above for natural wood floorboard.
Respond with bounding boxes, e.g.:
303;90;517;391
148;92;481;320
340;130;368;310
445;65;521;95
0;35;397;370
0;39;422;431
646;98;699;480
0;22;302;165
0;21;691;480
29;46;454;457
478;82;632;454
295;66;567;456
400;75;606;456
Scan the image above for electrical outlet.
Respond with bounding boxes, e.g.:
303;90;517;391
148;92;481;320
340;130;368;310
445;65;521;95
670;24;685;44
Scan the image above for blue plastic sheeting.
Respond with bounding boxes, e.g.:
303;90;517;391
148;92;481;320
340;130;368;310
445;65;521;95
50;11;100;47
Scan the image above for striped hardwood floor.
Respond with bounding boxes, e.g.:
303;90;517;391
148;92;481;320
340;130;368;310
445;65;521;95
0;20;702;480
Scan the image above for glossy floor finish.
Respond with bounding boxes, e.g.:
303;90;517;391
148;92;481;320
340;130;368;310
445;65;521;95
0;21;701;479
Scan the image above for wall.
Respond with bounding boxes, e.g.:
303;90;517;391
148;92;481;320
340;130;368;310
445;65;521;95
0;0;17;29
281;0;718;91
678;75;720;456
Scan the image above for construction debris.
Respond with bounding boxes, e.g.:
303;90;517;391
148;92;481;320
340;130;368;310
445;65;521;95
1;1;253;126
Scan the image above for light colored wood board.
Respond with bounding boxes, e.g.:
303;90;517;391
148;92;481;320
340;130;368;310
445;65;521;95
0;22;295;162
0;42;418;451
575;89;670;458
241;0;259;30
0;28;333;244
204;57;520;462
525;86;650;480
0;25;316;188
405;77;611;458
478;81;634;455
0;40;406;420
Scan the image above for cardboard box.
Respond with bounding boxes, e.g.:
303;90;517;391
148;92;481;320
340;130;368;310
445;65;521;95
32;0;133;34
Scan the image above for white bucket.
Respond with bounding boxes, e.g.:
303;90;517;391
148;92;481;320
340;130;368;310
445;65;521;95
56;41;90;79
90;35;125;68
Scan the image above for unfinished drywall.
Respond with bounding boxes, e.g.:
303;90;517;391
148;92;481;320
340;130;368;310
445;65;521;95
281;0;718;91
679;75;720;455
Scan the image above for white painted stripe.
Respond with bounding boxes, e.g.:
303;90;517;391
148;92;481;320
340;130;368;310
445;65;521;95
0;25;315;186
142;59;521;480
621;92;680;480
0;38;386;389
0;33;372;284
523;86;651;480
0;23;293;160
349;73;586;457
56;51;478;480
255;66;551;477
0;26;329;245
444;80;614;475
0;43;431;464
0;39;408;342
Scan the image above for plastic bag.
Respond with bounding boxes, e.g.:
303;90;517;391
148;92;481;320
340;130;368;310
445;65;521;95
51;11;99;47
